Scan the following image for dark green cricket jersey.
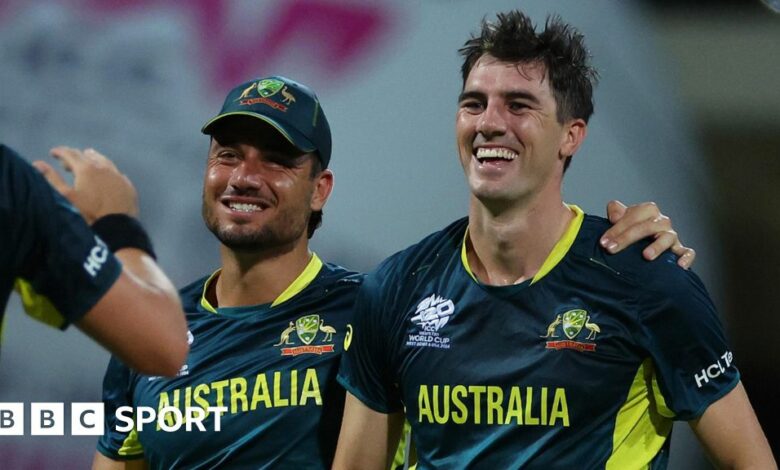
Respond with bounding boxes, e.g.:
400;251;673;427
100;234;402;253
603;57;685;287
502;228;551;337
0;144;121;340
338;206;739;469
98;255;362;469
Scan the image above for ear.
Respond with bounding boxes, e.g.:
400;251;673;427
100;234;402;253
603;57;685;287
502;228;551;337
311;168;334;212
559;118;587;160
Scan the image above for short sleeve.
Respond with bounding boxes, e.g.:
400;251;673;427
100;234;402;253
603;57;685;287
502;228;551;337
96;356;145;460
1;144;122;328
637;265;739;420
337;270;403;414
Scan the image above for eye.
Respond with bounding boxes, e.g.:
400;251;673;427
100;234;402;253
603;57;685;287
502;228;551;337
264;152;298;169
508;102;529;112
460;100;484;113
213;149;240;163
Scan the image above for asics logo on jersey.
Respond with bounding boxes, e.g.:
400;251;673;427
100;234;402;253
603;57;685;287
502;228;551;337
411;294;455;332
344;324;353;351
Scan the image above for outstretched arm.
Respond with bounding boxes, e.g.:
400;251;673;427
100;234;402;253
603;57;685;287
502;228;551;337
599;200;696;269
35;147;187;376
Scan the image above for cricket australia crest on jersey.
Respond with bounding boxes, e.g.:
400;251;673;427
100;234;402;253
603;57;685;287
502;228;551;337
540;308;600;352
274;314;337;356
406;294;454;349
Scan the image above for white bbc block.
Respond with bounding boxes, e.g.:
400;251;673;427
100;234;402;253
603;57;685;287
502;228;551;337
31;402;64;435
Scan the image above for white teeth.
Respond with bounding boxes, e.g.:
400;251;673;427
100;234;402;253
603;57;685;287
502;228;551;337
475;147;518;161
229;202;262;212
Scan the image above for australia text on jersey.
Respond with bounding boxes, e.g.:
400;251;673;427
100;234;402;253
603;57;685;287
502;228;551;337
153;368;324;431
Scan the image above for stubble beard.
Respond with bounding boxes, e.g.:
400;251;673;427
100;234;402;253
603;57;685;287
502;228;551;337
201;199;309;253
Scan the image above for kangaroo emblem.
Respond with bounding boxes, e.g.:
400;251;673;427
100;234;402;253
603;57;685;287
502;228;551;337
281;86;296;105
237;82;257;100
541;314;562;338
274;321;296;346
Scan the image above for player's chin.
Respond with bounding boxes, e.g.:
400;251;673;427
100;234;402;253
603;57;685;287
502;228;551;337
215;228;269;250
471;184;520;204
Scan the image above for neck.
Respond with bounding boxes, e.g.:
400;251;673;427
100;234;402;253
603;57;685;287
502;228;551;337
210;238;312;308
467;189;572;286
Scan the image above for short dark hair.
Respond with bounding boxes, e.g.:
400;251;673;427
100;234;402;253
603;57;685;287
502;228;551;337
306;155;323;239
460;11;598;124
459;12;598;169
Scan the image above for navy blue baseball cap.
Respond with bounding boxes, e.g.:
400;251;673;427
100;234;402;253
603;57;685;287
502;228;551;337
201;76;332;167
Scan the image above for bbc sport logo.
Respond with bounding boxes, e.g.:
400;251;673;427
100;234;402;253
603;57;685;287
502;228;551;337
0;403;227;436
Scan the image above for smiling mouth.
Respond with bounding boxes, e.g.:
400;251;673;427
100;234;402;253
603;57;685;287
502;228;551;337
223;201;269;213
474;147;518;163
230;202;262;212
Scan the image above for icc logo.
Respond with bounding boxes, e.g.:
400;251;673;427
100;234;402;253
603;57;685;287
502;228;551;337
411;294;455;332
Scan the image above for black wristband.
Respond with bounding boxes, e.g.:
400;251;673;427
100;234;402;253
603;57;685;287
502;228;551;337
91;214;157;260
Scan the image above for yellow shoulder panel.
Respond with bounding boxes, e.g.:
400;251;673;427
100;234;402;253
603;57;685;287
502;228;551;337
606;359;673;469
14;278;66;328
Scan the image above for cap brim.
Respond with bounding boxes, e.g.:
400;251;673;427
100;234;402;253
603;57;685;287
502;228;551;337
201;112;316;153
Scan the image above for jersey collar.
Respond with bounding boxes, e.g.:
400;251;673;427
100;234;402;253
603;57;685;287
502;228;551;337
199;253;324;313
461;204;584;286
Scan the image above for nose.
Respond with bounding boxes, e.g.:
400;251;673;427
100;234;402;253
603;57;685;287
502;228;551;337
476;101;507;138
228;158;264;192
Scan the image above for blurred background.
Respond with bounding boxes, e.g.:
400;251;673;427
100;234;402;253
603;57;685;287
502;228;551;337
0;0;776;467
